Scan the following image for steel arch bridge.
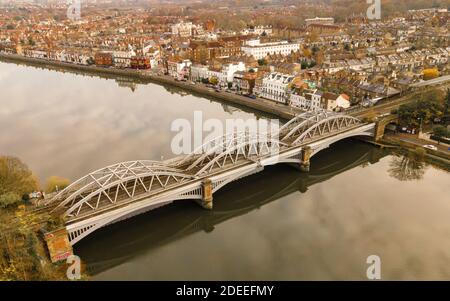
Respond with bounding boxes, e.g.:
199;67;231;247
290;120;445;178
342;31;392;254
43;111;376;246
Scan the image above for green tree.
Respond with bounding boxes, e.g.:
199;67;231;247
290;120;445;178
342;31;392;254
398;89;445;127
301;60;308;69
257;59;267;66
312;45;319;54
432;125;449;145
209;76;218;86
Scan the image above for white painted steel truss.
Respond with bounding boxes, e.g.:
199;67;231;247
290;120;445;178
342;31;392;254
50;160;193;218
184;132;288;176
280;111;362;145
49;112;366;223
290;115;362;145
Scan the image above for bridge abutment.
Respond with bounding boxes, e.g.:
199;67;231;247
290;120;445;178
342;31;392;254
43;228;73;263
196;179;213;210
374;115;399;141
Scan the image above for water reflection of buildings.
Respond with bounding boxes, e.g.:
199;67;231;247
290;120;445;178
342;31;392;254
115;77;138;92
1;58;274;119
76;141;387;276
221;103;241;114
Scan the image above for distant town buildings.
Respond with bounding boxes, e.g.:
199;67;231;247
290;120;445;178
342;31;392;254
0;2;448;112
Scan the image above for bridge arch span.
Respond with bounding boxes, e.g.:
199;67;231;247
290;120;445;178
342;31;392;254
308;123;375;158
50;160;194;218
291;115;362;145
67;193;204;245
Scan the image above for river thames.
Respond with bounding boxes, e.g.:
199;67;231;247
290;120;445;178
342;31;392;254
1;61;450;280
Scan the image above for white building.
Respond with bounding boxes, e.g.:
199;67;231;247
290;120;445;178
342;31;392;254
305;17;335;26
259;72;295;104
190;64;209;81
241;25;273;36
168;59;192;78
241;39;300;60
321;93;351;111
290;90;323;111
113;50;135;68
221;62;246;83
171;22;194;37
190;65;223;84
190;62;246;86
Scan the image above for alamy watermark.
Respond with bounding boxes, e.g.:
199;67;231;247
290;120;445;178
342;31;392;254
66;255;81;280
366;0;381;20
366;255;381;280
170;111;281;157
67;0;81;21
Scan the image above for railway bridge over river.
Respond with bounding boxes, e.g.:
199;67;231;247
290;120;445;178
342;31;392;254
40;110;389;256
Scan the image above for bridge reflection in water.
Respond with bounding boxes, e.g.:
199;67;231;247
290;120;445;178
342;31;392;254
76;140;387;276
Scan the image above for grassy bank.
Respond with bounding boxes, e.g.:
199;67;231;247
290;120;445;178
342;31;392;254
0;206;68;280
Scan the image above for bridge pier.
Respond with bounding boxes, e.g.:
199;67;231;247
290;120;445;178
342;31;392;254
299;146;313;172
196;179;213;210
374;121;385;141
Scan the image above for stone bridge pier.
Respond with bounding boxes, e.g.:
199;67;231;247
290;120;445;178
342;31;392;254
300;146;313;172
197;179;213;210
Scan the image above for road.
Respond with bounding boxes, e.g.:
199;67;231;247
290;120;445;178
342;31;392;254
352;82;450;119
387;133;450;153
410;75;450;88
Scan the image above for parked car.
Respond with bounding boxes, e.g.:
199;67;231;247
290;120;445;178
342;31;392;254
423;145;438;151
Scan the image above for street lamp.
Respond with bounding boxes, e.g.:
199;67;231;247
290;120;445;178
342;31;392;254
417;116;423;134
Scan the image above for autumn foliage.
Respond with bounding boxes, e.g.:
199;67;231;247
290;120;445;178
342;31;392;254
423;68;440;80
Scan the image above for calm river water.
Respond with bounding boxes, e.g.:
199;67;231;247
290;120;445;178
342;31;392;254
1;61;449;280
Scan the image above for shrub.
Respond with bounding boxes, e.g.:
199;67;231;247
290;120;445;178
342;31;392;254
0;192;21;208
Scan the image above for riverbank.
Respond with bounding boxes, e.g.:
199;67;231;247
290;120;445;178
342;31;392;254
381;135;450;170
0;53;299;120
